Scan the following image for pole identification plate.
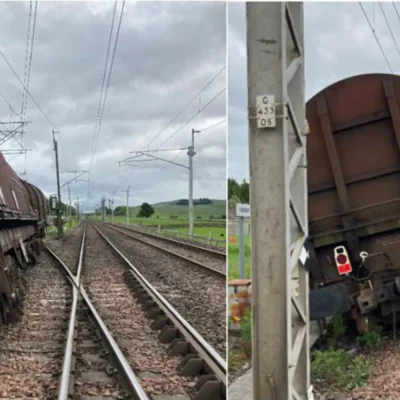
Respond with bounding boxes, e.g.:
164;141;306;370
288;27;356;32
256;95;276;128
236;203;250;218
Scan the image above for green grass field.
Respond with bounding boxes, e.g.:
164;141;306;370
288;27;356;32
93;200;226;227
96;215;224;227
228;234;251;280
171;226;226;239
150;200;226;219
98;200;226;225
46;218;80;238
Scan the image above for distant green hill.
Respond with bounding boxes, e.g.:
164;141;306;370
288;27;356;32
130;199;226;220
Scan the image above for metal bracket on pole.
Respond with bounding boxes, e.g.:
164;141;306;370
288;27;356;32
117;136;199;238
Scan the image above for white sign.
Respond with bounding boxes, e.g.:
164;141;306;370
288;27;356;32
236;203;250;218
256;94;276;128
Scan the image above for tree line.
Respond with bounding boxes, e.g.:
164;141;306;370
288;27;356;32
97;202;155;218
228;178;249;205
175;198;213;205
47;198;77;216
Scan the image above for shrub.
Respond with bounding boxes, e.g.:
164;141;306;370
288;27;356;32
312;349;372;390
357;326;385;350
240;309;252;357
327;314;347;347
241;309;252;343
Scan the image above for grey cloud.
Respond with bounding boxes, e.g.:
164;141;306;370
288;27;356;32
0;1;226;210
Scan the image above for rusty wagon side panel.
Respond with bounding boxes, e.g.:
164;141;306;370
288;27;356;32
307;74;400;248
306;74;400;325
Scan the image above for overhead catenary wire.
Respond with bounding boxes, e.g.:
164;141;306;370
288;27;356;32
21;1;38;126
145;65;226;149
20;1;38;174
0;90;16;114
359;2;393;73
0;48;56;129
0;41;69;170
21;1;33;121
89;2;117;171
158;87;226;148
93;1;125;161
116;86;226;191
393;3;400;27
87;1;125;209
88;2;118;193
155;118;226;175
88;2;125;185
379;3;400;60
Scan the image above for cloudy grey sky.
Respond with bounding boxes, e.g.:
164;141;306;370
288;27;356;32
0;1;226;211
229;2;400;181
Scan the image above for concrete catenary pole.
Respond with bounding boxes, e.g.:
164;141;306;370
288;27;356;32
126;186;130;225
247;3;310;399
110;195;114;223
188;129;198;238
52;129;63;239
67;183;72;227
101;197;105;221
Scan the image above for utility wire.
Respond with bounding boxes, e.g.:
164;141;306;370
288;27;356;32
0;44;69;168
156;118;226;175
93;1;125;163
21;1;33;120
146;65;226;148
89;2;117;173
158;87;226;148
359;2;393;73
117;86;225;188
0;46;61;130
21;1;38;126
87;1;125;204
89;2;125;185
0;90;17;115
379;3;400;59
197;118;226;134
20;1;38;175
393;2;400;22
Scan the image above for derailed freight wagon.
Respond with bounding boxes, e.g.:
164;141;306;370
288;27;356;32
307;73;400;332
0;151;47;330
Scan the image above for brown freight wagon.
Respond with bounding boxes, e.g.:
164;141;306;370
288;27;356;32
307;73;400;332
0;151;47;330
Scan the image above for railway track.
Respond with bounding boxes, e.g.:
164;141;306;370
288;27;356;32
108;222;226;256
102;222;226;278
51;222;226;399
0;251;68;398
92;222;226;356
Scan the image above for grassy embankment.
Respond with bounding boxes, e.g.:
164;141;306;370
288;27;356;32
46;217;80;238
98;200;226;239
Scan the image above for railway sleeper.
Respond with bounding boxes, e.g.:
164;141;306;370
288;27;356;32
67;304;132;399
122;267;224;400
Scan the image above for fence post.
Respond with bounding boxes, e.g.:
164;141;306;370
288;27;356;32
239;215;245;279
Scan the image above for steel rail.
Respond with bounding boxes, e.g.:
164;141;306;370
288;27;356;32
107;222;226;257
92;223;226;393
101;222;226;278
57;224;88;400
57;281;78;400
48;225;149;400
